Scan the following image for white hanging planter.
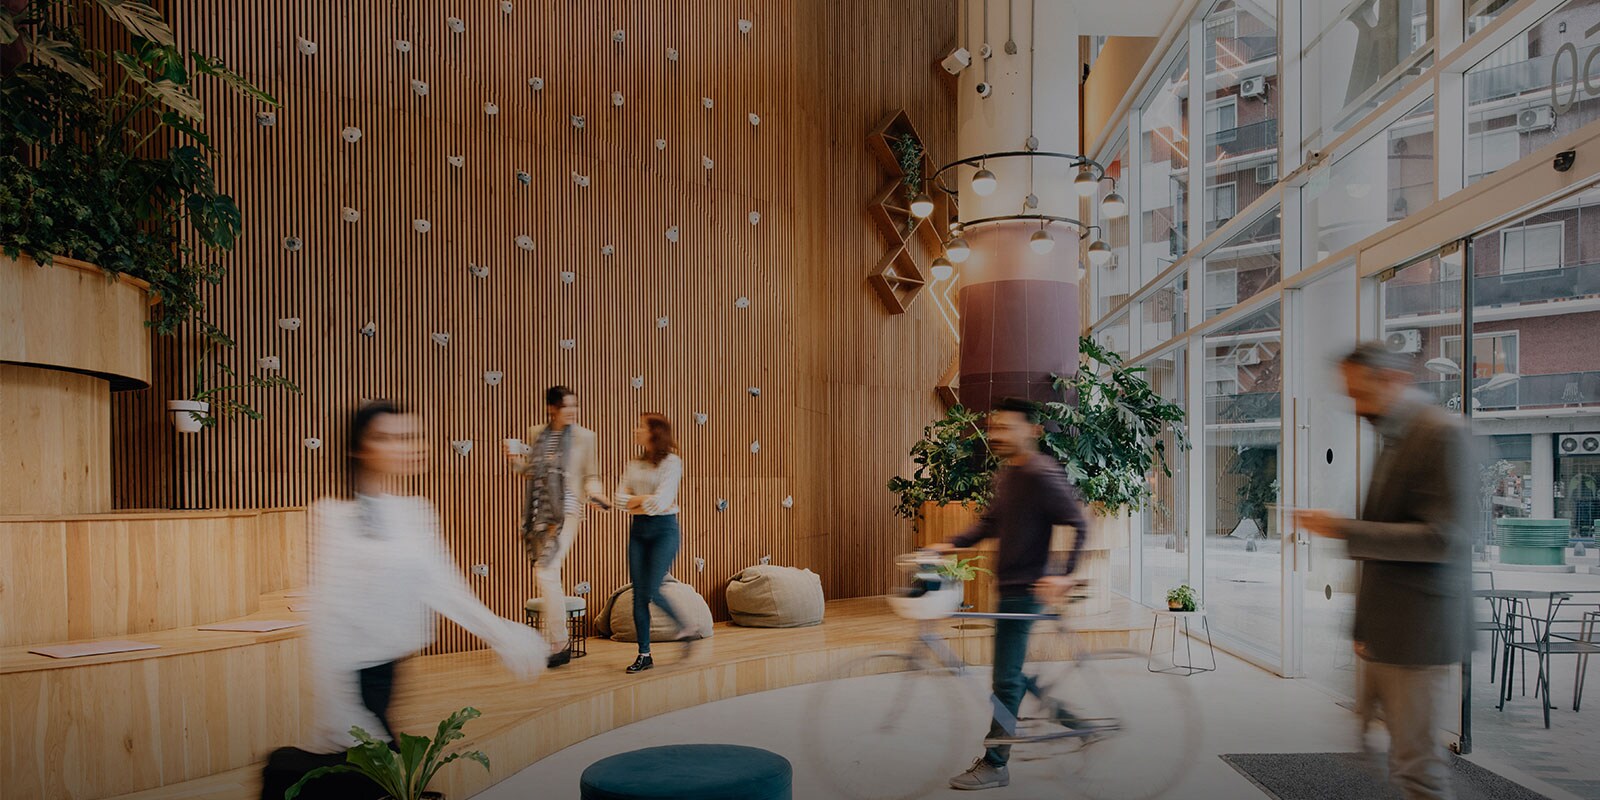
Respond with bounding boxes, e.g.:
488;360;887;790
168;400;210;433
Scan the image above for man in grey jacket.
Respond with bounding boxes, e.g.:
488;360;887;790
1297;342;1473;800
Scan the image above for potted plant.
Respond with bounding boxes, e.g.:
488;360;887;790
286;707;490;800
1225;445;1278;552
169;327;298;432
887;404;997;544
1166;584;1197;612
891;134;925;234
934;554;991;584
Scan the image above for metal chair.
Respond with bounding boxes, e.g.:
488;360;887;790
1500;591;1600;728
1472;570;1504;683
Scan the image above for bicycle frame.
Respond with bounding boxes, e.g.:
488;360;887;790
906;610;1075;739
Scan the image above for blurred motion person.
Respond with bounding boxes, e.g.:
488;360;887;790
1297;343;1473;800
931;397;1089;791
502;385;607;668
615;412;707;674
261;401;546;800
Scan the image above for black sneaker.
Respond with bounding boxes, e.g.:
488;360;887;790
547;648;572;669
625;654;654;674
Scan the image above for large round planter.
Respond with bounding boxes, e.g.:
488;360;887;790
168;399;210;433
1;254;151;514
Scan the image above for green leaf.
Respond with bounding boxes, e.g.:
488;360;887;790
93;0;176;47
26;36;104;89
284;764;356;800
160;111;214;150
140;78;204;120
0;9;19;45
192;51;278;105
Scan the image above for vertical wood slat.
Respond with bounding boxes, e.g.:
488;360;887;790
108;0;959;654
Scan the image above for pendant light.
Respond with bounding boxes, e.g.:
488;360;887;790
971;163;998;196
1087;237;1113;267
910;191;935;218
1073;165;1098;197
1029;224;1055;255
1100;189;1128;219
946;235;971;263
929;256;954;282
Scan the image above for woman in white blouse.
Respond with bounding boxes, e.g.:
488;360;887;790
262;401;546;800
615;412;704;673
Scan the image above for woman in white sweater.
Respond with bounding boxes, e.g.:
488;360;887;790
261;401;546;800
615;412;705;673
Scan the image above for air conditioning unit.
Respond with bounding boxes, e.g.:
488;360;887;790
1255;163;1278;184
1558;434;1600;456
1384;328;1422;354
1517;105;1556;133
1239;75;1267;99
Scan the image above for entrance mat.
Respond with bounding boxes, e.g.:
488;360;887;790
1220;752;1550;800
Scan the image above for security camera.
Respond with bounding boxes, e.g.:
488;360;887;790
940;47;971;75
1554;149;1577;172
975;82;993;98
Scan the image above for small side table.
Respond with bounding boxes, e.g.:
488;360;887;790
1147;609;1217;676
525;595;589;658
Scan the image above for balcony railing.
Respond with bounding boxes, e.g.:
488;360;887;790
1206;390;1282;424
1383;260;1600;317
1205;119;1279;162
1207;34;1279;67
1416;370;1600;411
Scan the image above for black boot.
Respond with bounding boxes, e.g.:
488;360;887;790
547;647;573;669
625;654;654;674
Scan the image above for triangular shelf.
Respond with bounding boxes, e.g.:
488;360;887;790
865;109;947;315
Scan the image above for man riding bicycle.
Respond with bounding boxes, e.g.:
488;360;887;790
931;397;1090;791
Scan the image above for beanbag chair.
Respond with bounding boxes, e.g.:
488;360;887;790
596;575;715;643
726;565;825;628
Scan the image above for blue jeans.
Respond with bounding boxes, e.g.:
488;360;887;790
986;594;1040;766
628;514;687;654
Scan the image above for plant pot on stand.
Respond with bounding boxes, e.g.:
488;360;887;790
167;399;210;433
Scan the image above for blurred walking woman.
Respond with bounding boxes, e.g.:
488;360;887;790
615;412;704;673
261;401;546;800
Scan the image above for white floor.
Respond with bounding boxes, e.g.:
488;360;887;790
480;648;1396;800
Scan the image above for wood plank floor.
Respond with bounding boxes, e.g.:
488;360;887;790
113;596;1153;800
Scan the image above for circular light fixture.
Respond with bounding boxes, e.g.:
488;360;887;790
971;167;998;197
1073;165;1098;197
946;236;971;263
929;256;954;282
910;191;935;218
1029;226;1055;255
1087;238;1112;267
1101;190;1128;219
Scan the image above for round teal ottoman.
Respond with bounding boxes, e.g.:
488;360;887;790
579;744;792;800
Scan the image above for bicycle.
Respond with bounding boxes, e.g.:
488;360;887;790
802;553;1200;800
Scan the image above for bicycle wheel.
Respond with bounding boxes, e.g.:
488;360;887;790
1022;648;1200;800
801;651;983;800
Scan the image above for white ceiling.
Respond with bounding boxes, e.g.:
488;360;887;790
1066;0;1190;36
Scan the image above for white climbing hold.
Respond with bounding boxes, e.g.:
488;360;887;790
278;317;302;331
702;156;714;170
716;498;729;512
601;244;614;256
694;412;708;425
735;296;750;308
500;1;513;13
612;29;625;43
484;371;503;385
630;375;644;389
694;557;706;573
560;338;576;350
283;236;303;251
702;96;714;109
255;111;276;126
304;437;322;449
748;112;761;126
468;263;489;278
738;19;753;33
758;554;772;566
748;211;760;225
451;439;473;456
446;16;464;33
430;332;450;346
259;356;281;371
574;581;591;595
410;79;428;96
572;172;589;187
341;126;362;143
515;235;535;251
570;114;585;129
412;218;431;233
483;101;499;115
747;386;761;397
782;495;794;509
447;154;465;167
665;225;679;243
666;46;678;61
528;76;545;90
296;36;317;56
750;440;761;454
515;170;531;185
612;91;624;107
394;39;411;53
656;316;669;329
654;138;667;150
360;321;376;337
341;207;360;223
560;271;575;284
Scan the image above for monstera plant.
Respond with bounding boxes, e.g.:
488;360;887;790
0;0;277;336
887;404;998;521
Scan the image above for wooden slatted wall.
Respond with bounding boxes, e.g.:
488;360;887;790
110;0;957;653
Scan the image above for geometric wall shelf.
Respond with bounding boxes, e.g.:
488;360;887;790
865;109;950;314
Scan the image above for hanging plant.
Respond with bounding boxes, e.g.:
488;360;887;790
0;0;277;338
891;134;924;202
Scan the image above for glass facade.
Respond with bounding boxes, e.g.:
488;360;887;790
1140;49;1191;287
1203;1;1278;238
1302;0;1432;151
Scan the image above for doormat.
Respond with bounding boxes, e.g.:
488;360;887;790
1219;752;1550;800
